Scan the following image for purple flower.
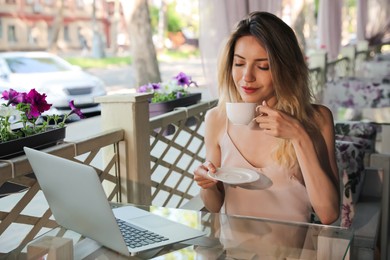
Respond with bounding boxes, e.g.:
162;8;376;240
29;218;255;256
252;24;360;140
150;83;161;90
24;89;52;118
341;203;352;227
136;72;197;103
137;83;159;93
68;100;85;119
175;72;191;86
174;72;198;87
176;92;183;99
341;99;355;108
137;85;149;93
2;89;26;105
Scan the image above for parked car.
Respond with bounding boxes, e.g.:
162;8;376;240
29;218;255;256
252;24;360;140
0;51;107;116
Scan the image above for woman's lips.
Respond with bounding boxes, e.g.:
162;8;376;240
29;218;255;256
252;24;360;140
242;86;258;94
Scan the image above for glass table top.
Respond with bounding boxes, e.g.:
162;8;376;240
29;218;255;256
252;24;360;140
6;203;353;260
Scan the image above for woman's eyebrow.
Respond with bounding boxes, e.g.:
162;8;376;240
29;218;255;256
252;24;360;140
234;54;268;61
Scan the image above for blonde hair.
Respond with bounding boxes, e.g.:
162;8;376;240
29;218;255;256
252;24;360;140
217;12;318;167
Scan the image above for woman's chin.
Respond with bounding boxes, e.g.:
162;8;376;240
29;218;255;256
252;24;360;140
240;96;261;104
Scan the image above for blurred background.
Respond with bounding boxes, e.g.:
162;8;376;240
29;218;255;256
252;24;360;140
0;0;389;105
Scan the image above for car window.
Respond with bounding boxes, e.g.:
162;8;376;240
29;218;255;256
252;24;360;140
5;57;71;73
0;60;8;75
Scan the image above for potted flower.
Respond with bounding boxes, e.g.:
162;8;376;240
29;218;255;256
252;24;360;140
136;72;201;117
0;88;85;159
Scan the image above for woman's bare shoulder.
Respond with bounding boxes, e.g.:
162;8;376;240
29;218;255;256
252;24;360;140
205;107;226;137
205;106;226;125
312;104;334;129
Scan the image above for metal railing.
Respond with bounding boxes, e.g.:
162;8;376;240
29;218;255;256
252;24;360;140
325;56;350;82
309;67;324;101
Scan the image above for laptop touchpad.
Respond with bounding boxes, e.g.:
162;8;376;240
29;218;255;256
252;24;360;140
131;215;177;229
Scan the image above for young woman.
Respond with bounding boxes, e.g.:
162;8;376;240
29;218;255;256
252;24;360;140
194;11;339;224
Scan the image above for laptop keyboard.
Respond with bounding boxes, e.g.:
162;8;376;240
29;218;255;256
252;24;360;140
116;218;169;249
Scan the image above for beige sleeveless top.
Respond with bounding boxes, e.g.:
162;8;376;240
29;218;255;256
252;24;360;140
219;122;312;223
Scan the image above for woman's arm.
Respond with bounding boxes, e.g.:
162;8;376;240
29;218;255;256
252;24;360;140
255;103;339;224
193;107;225;212
293;106;339;224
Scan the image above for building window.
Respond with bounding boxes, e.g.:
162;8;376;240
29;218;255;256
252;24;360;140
47;26;53;42
7;25;17;43
28;26;38;45
63;26;70;42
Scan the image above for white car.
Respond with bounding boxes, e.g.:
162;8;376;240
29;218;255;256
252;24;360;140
0;51;106;116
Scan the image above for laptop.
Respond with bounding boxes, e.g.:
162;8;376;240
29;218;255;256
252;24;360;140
24;147;205;256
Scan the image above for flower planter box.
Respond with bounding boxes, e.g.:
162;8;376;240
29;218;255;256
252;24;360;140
0;126;66;159
149;93;202;135
149;92;202;117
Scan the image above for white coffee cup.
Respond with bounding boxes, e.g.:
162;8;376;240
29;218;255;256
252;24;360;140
226;102;257;125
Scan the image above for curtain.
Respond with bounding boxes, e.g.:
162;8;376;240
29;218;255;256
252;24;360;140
357;0;368;41
199;0;282;98
317;0;343;60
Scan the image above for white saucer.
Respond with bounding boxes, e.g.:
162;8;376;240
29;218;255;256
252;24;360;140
207;167;260;184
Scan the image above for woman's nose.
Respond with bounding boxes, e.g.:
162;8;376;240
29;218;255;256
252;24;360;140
243;68;255;82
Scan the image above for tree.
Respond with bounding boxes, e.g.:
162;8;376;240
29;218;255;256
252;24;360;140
47;0;64;52
121;0;161;86
91;0;105;58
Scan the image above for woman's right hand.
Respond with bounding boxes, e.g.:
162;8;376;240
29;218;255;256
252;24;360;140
193;161;218;189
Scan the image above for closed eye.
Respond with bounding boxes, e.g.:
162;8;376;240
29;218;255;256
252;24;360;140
258;66;269;71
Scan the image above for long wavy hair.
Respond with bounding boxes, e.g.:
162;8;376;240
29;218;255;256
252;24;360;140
218;11;318;167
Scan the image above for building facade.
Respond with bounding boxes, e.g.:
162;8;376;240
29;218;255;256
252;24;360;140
0;0;119;52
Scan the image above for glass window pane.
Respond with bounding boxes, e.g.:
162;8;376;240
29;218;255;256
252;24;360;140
64;26;70;42
5;57;71;73
7;25;17;43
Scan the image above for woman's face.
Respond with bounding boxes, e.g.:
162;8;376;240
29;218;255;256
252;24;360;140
232;35;276;106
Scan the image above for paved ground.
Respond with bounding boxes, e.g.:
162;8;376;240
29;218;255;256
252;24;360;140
60;47;213;101
86;58;212;101
63;57;215;141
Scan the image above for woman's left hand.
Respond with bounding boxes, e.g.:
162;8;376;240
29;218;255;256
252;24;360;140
254;100;302;140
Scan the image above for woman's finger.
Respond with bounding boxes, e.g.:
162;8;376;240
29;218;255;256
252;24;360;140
256;104;274;116
193;162;218;184
203;161;217;173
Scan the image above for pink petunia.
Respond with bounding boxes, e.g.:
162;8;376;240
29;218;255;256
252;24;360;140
2;89;26;105
24;89;52;118
69;100;85;119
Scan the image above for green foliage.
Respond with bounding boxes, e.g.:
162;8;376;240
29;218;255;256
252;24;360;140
151;89;188;103
167;2;183;33
346;0;355;8
149;5;159;34
314;0;319;19
148;1;184;34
